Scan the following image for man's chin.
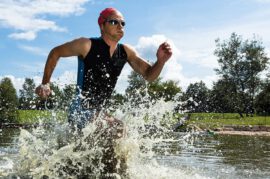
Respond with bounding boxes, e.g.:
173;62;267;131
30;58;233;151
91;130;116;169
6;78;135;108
113;35;123;41
117;31;124;36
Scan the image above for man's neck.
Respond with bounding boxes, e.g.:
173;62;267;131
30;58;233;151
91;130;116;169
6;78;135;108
101;35;119;48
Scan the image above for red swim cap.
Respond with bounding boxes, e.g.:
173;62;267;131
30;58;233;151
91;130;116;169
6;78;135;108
98;7;118;27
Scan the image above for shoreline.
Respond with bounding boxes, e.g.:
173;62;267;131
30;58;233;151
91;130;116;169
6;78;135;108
187;124;270;136
2;123;270;136
214;130;270;136
213;125;270;136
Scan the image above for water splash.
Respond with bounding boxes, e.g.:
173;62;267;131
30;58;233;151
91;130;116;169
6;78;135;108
2;95;211;179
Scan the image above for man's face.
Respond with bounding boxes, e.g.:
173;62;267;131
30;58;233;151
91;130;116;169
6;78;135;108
101;12;125;41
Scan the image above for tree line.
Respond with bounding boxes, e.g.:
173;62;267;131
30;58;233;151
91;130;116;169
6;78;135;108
0;33;270;123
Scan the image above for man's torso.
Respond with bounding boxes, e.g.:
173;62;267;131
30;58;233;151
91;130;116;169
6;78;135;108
77;37;127;109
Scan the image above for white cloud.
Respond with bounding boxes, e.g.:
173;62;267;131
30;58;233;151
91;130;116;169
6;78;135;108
18;45;48;56
9;31;37;41
115;65;132;94
135;35;218;89
0;0;90;40
16;62;45;74
116;35;178;94
180;48;218;69
134;35;206;89
0;70;76;95
53;71;77;89
13;56;77;76
155;8;270;90
135;34;169;62
162;7;270;70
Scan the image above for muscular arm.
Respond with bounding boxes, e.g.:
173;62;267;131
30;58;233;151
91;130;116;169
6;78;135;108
36;37;91;98
42;37;91;84
124;42;172;82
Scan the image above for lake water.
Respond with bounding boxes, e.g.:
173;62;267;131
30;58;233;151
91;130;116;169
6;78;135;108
1;127;270;179
0;100;269;178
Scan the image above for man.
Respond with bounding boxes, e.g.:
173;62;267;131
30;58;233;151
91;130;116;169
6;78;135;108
35;7;172;129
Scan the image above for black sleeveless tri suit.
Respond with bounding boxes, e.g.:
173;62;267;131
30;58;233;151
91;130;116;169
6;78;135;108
69;37;127;128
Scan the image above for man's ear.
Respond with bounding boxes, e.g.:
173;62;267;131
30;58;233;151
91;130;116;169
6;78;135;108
100;24;104;32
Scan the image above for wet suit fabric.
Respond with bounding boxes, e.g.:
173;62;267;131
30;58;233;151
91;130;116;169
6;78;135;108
68;37;127;128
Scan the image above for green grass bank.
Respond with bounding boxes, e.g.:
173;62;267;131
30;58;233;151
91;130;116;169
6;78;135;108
17;111;270;128
17;110;67;124
181;113;270;130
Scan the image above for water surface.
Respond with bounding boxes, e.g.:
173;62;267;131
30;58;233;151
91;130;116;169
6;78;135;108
1;127;269;178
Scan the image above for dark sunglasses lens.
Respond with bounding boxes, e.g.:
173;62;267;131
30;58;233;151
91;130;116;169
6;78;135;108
109;20;118;25
108;20;125;26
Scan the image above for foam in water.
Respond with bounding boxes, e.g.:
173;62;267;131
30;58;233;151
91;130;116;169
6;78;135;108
2;95;212;179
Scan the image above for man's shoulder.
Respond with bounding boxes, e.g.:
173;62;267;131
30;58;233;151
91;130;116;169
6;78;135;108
122;43;134;50
72;37;92;59
78;37;91;42
72;37;92;46
122;43;137;56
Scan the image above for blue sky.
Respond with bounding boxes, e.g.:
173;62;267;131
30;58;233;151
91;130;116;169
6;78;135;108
1;0;270;94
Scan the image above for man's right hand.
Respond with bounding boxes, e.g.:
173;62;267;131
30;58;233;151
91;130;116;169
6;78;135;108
35;84;51;99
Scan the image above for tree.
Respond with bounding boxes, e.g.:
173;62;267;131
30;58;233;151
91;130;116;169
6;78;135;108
125;71;147;95
161;80;182;101
214;33;269;116
210;79;238;113
255;81;270;115
148;80;181;102
182;81;210;113
108;90;126;110
19;78;36;109
125;71;182;106
0;77;18;123
125;71;148;106
61;84;76;110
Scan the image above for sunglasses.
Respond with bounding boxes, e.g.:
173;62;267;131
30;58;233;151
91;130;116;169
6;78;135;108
106;19;126;27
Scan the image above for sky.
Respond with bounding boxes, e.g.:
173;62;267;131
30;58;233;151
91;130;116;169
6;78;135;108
0;0;270;94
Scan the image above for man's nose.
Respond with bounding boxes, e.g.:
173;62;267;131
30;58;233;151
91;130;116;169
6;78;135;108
117;24;124;28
